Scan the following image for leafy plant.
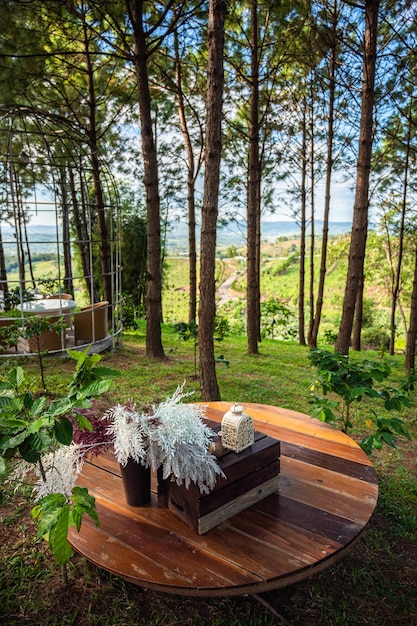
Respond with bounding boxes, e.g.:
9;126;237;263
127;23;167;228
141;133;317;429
18;315;68;390
0;349;119;573
174;318;230;376
174;320;199;376
31;486;98;572
308;349;413;454
103;384;224;493
3;286;35;311
36;279;62;296
260;298;293;340
120;292;139;329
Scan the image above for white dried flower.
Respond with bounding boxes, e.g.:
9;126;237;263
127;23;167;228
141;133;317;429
103;383;224;493
146;383;225;493
8;444;86;501
103;403;148;467
34;444;85;500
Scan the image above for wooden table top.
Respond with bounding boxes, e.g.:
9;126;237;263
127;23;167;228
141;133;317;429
16;298;77;315
68;402;378;597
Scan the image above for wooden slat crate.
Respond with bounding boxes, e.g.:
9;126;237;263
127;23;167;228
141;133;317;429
158;420;280;534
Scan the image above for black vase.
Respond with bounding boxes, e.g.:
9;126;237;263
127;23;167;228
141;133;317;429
120;459;151;506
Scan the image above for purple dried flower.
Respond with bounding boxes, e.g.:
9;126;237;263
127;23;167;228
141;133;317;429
70;406;111;457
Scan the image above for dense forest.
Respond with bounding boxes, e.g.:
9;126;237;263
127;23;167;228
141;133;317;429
0;0;417;398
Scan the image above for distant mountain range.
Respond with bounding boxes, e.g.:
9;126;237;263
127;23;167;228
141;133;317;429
166;220;352;252
2;220;353;255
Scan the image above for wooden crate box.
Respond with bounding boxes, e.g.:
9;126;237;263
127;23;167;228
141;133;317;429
158;421;280;534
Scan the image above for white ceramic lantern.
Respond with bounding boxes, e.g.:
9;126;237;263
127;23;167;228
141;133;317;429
220;404;254;453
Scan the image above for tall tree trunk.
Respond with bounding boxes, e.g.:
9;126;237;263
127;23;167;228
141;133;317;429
298;98;307;346
335;0;379;354
388;100;412;355
308;83;315;343
198;0;226;401
247;0;261;355
23;215;36;290
0;225;9;301
60;169;74;295
174;25;200;324
82;15;112;311
308;0;337;349
351;273;364;350
130;0;165;358
10;166;26;291
70;167;95;300
405;243;417;373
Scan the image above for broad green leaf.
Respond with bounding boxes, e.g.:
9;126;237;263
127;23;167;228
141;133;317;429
0;396;20;409
30;396;48;416
0;380;14;392
48;507;73;564
8;366;24;388
73;412;93;432
29;430;52;452
54;417;73;445
71;486;99;528
69;506;84;531
31;494;67;535
0;415;28;430
67;349;87;367
23;391;34;410
19;438;41;463
46;397;76;417
78;380;111;398
349;387;366;400
381;432;396;448
32;492;66;514
90;366;121;378
27;417;51;434
72;486;96;509
4;429;30;450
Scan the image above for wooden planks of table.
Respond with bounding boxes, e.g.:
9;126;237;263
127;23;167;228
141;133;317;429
68;402;378;597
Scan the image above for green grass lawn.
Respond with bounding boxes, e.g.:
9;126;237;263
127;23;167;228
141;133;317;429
1;327;417;625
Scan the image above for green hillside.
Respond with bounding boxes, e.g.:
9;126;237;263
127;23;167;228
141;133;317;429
163;233;406;350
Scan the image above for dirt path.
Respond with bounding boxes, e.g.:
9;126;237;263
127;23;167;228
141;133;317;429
217;273;238;306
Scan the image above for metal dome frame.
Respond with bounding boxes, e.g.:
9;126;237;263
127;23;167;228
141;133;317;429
0;106;122;356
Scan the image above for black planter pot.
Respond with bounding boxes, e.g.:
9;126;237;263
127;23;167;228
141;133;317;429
120;459;151;506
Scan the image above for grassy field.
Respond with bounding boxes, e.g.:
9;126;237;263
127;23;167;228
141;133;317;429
1;325;417;625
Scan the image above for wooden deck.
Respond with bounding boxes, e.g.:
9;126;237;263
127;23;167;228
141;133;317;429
68;402;378;597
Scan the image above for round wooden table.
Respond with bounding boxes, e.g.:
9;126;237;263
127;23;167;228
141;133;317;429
68;402;378;597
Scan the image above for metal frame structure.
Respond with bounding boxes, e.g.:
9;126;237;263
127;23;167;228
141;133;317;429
0;106;122;356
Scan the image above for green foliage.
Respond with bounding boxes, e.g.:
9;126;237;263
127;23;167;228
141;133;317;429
119;211;147;311
3;286;35;311
66;347;120;402
271;252;299;276
18;315;67;390
36;279;62;296
0;365;73;464
174;319;199;343
31;486;99;565
361;325;391;352
0;318;22;352
260;298;293;340
174;320;199;376
322;328;338;344
174;317;230;377
120;292;138;329
309;349;413;454
0;349;119;566
213;315;230;342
